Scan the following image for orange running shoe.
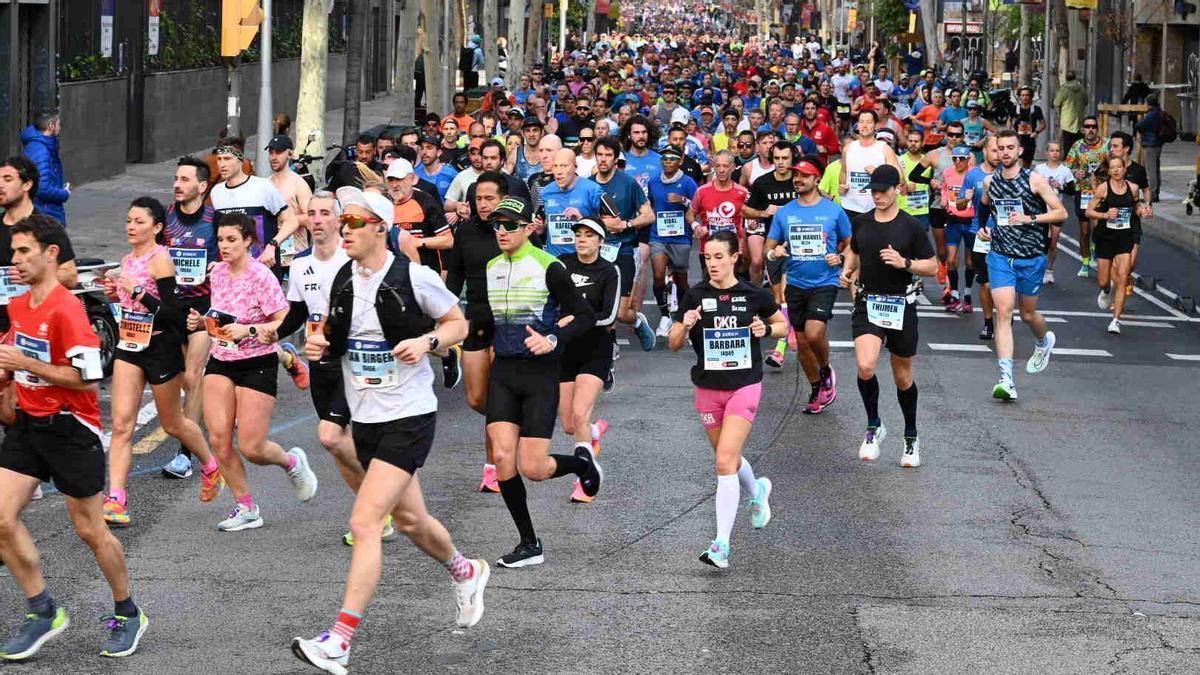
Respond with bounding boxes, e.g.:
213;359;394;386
200;467;225;502
570;479;595;503
280;343;310;389
936;261;948;285
103;497;130;527
591;419;610;456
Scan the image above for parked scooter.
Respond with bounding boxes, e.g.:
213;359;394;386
74;258;120;376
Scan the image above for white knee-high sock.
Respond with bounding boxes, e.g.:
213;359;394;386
737;458;757;496
715;474;739;543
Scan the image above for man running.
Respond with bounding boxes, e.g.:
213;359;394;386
647;146;699;338
959;136;1001;339
1064;116;1107;277
744;141;800;367
539;149;604;259
266;134;313;270
840;110;904;220
911;119;969;300
979;130;1068;401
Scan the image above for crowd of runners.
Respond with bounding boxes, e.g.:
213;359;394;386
0;7;1164;672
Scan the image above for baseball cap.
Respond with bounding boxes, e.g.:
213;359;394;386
265;134;294;151
660;146;684;160
335;186;394;224
490;76;505;87
469;137;486;150
865;165;901;191
573;217;606;239
966;99;982;109
792;158;824;176
385;158;414;179
419;133;442;146
506;106;526;118
522;114;544;128
701;107;714;115
951;145;972;159
490;196;531;223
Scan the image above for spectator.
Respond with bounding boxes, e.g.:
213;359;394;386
1053;71;1088;153
20;109;68;225
1135;94;1165;202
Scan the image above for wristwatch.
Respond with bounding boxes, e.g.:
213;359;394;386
546;334;559;350
904;257;912;270
248;325;258;339
132;285;144;299
427;335;440;351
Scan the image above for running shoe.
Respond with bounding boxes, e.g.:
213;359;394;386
99;610;148;658
1089;256;1098;271
978;323;994;340
749;477;772;529
286;447;319;502
818;367;837;408
496;539;544;568
603;366;615;392
1125;282;1135;297
803;388;822;414
764;349;784;368
945;299;961;313
936;261;948;285
479;464;500;493
575;445;603;497
30;485;42;501
901;437;921;468
281;343;310;389
453;559;490;628
292;631;349;675
1097;288;1112;310
1076;262;1091;278
1043;269;1056;285
666;280;678;313
1108;318;1121;334
699;539;730;569
442;345;463;389
655;316;673;338
634;312;657;351
341;515;397;547
858;424;886;461
612;341;621;361
1025;330;1056;374
199;467;225;503
0;607;69;661
959;299;973;314
941;286;953;305
992;378;1018;401
103;496;130;527
570;480;594;503
217;503;263;532
161;450;193;479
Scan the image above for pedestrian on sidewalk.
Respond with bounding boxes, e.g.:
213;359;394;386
20;110;69;226
1053;72;1088;155
1134;94;1165;202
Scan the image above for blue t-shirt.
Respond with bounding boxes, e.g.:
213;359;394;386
768;198;852;289
647;173;698;245
939;106;968;126
596;170;647;256
415;163;458;200
540;177;604;257
961;166;994;233
623;149;662;198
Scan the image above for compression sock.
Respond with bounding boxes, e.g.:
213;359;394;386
550;453;589;478
114;596;138;618
498;476;537;544
109;488;127;506
857;376;881;427
235;493;255;510
948;268;959;295
736;458;758;495
998;357;1014;382
776;306;791;353
28;590;53;619
653;283;669;319
331;608;362;644
898;383;919;438
965;267;976;290
715;474;739;543
442;550;476;583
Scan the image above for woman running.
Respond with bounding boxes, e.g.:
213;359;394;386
102;197;222;527
558;219;619;503
185;213;318;532
668;231;785;569
1086;156;1147;335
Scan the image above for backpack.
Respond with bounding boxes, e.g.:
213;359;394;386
1159;111;1178;143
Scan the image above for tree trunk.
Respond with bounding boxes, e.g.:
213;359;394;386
422;0;446;117
525;0;542;73
342;0;366;147
296;0;329;184
919;0;940;70
484;0;499;79
392;0;419;124
1018;4;1031;86
507;0;526;83
585;0;596;40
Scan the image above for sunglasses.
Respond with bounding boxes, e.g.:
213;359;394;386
1082;124;1098;129
580;136;595;142
946;132;963;138
492;219;524;232
737;142;754;148
339;213;383;230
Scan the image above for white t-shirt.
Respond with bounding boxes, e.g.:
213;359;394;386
210;175;289;251
340;253;458;423
576;155;598;178
445;167;482;203
286;246;350;317
1034;163;1074;197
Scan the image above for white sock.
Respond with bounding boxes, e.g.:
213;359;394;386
737;458;757;496
590;423;600;440
715;474;739;544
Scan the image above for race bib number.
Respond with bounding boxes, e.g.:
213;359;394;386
895;103;912;120
600;242;620;262
204;308;239;352
0;268;29;306
964;131;982;145
788;224;826;259
656;211;685;238
866;294;906;330
347;339;398;389
169;248;207;286
849;171;870;191
1017;122;1033;135
702;327;751;371
1080;190;1094;211
13;332;50;387
906;189;929;210
548;214;575;246
994;198;1024;227
306;312;326;338
117;309;155;353
1110;207;1132;230
708;220;737;234
973;234;992;253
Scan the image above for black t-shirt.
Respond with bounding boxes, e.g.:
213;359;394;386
1125;161;1148;195
850;210;934;296
560;253;620;349
675;280;779;391
747;172;798;231
1013;105;1045;138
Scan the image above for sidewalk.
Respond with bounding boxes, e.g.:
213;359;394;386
1145;140;1200;255
62;92;406;261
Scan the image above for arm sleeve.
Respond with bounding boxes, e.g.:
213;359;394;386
594;266;621;328
546;262;596;340
276;300;310;338
908;162;931;184
141;277;176;324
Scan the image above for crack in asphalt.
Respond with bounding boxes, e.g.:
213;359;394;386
850;606;878;674
1108;626;1200;672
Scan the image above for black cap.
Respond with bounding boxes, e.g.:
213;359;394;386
866;165;901;191
522;114;544;128
419;133;442;146
660;146;684;160
490;196;532;223
265;134;294;151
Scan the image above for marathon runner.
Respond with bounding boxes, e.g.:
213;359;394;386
647;146;699;338
910;119;970;302
840;110;904;219
668;230;784;569
385;158;452;274
620;115;664;330
1106;131;1152;295
899;129;932;230
540;149;605;258
959;136;1001;339
1032;142;1074;285
1064;116;1107;277
266;134;313;271
940;145;977;314
1086;155;1151;334
744;141;800;367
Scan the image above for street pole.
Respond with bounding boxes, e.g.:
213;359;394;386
1018;3;1029;86
1042;2;1055;153
443;0;453;100
559;0;567;57
227;61;242;137
256;0;273;177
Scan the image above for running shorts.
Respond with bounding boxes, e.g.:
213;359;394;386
115;330;184;385
851;301;919;358
929;208;947;230
463;304;495;352
945;215;972;248
0;412;104;498
649;242;691;271
986;251;1046;297
486;357;559;438
204;352;279;397
615;254;635;297
785;285;839;325
560;330;614;383
694;382;762;429
309;362;350;426
352;411;436;474
1094;229;1136;260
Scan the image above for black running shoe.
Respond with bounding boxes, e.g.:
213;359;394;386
575;445;603;497
496;539;545;568
978;323;994;340
442;345;463;389
603;367;615;392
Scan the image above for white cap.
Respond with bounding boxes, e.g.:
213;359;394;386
335;186;394;224
670;107;691;126
385;158;414;180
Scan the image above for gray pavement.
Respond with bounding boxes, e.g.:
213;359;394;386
3;231;1200;673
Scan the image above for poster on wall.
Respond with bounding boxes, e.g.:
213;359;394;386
149;0;162;56
101;0;115;58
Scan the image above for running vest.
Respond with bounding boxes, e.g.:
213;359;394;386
324;256;435;358
1096;179;1138;235
842;140;887;213
987;167;1048;259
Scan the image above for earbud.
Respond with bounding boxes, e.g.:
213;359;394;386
378;224;387;233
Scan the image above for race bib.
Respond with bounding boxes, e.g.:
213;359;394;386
994;198;1024;227
204;308;239;352
964;130;982;145
117;309;155;353
13;332;50;387
347;339;398;389
837;104;851;115
788;223;826;259
656;211;686;238
906;189;929;210
1110;207;1132;230
548;214;575;246
1080;190;1094;211
866;294;906;330
1017;122;1033;135
169;248;207;285
279;236;296;266
972;234;992;253
0;268;29;306
306;312;326;338
600;242;620;262
708;220;737;234
702;327;751;371
895;103;912;120
849;171;870;191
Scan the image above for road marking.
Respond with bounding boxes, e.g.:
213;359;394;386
830;341;855;348
929;343;992;352
1015;315;1068;323
915;293;931;305
914;311;959;319
616;338;630;345
132;427;168;455
1053;348;1113;357
1166;353;1200;361
1058;233;1188;319
1119;320;1175;328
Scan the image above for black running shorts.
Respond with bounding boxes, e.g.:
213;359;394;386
785;285;839;325
352;412;436;474
309;362;350;426
486;358;559;439
204;353;279;397
850;301;919;358
0;413;105;498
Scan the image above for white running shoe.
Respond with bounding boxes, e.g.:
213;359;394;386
217;504;263;532
992;378;1018;401
1097;288;1111;310
30;484;43;500
749;477;772;529
1108;318;1121;334
858;424;886;461
1025;330;1056;374
1043;269;1055;285
901;437;921;468
453;559;490;628
656;316;673;338
291;631;349;675
286;448;319;502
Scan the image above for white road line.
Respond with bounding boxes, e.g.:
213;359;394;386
915;293;931;305
616;338;630;345
1015;315;1068;324
913;312;960;319
928;343;992;352
836;301;1189;322
1058;233;1188;319
1119;320;1175;329
1166;353;1200;361
830;341;856;348
135;401;157;429
1053;348;1113;357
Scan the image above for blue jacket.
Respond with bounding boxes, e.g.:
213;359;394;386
20;125;68;224
1135;107;1164;148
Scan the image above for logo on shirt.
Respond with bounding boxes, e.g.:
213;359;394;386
701;298;718;311
571;273;594;287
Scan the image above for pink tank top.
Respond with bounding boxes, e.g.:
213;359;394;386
118;245;165;313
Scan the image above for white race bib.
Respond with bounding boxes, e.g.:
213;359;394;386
994;198;1024;227
849;171;870;191
0;268;29;306
972;234;992;253
600;242;620;262
169;248;207;286
906;189;929;210
656;211;686;238
347;339;398;389
117;309;155;353
548;214;575;246
788;223;826;259
14;332;50;387
702;327;751;371
1080;190;1094;211
1109;207;1132;230
279;236;296;266
866;294;906;330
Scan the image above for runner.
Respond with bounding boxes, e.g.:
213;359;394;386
1012;87;1046;169
1032;142;1074;285
979;130;1069;401
911;119;969;300
1106;131;1152;295
838;166;937;466
744;141;800;367
764;154;851;414
266;134;313;272
959;136;1001;339
484;196;601;568
385;158;452;273
940;145;977;314
668;230;784;569
539;148;605;258
840;110;904;219
185;212;319;530
898;130;932;231
1085;155;1151;334
1064;116;1107;277
558;218;620;502
647;146;699;338
100;198;222;528
291;187;488;675
0;215;148;660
